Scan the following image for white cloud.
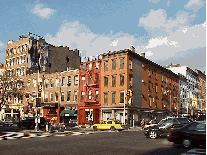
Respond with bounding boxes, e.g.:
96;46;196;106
145;51;153;57
138;9;196;37
44;20;137;57
166;0;170;7
184;0;206;12
31;4;57;20
148;0;160;4
0;41;5;53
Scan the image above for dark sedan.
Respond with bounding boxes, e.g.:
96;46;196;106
167;121;206;148
144;117;193;139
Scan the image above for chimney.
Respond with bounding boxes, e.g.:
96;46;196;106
129;46;135;52
140;52;145;58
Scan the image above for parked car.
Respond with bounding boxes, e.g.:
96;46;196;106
0;119;13;126
144;117;193;139
92;120;127;131
17;117;46;130
167;121;206;148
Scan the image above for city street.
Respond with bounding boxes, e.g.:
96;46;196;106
0;130;205;155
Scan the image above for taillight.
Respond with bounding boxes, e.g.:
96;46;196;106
169;132;173;135
120;124;122;127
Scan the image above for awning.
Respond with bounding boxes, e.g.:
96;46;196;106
60;110;77;117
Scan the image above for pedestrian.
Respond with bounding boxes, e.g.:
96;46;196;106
140;119;145;128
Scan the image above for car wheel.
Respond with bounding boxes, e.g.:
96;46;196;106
93;126;98;131
149;131;157;139
182;139;191;148
110;127;116;131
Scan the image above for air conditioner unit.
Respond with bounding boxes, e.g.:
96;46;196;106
142;64;144;68
142;80;144;83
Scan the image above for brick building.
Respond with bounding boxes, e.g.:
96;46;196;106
78;57;101;125
100;47;180;126
1;33;81;120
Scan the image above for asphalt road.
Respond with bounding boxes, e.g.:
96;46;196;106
0;130;203;155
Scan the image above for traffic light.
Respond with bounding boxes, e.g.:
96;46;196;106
126;90;130;96
130;90;133;97
38;83;42;92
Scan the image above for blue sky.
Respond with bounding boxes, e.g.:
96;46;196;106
0;0;206;71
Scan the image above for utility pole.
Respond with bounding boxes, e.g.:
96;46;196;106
123;91;125;124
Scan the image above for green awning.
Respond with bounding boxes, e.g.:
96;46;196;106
60;110;77;117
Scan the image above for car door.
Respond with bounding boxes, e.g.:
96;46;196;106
189;122;206;145
162;119;173;135
107;121;113;129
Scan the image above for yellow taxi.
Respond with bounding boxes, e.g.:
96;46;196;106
92;120;127;131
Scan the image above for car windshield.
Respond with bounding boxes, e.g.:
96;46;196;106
177;118;192;124
157;119;166;125
101;121;106;124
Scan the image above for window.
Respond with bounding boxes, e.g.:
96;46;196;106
82;76;85;85
45;79;49;88
120;91;124;103
155;97;157;107
149;96;151;107
112;59;116;70
56;79;60;87
120;74;124;86
50;92;53;102
129;59;132;69
104;92;108;104
148;68;150;76
61;92;64;101
89;63;92;70
27;80;31;87
104;76;108;87
74;91;78;101
81;91;84;100
95;74;99;84
88;76;92;85
129;74;133;86
67;91;71;101
104;61;108;71
66;57;69;63
96;62;99;69
50;79;54;88
96;91;99;100
68;76;71;86
55;92;59;102
155;83;158;93
62;77;65;86
45;92;48;102
155;71;157;79
112;75;116;87
74;75;78;85
148;80;151;91
82;64;85;71
120;58;124;69
33;79;36;87
112;92;116;104
88;90;92;100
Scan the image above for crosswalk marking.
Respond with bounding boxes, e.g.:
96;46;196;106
0;131;96;140
181;148;206;155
